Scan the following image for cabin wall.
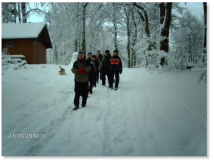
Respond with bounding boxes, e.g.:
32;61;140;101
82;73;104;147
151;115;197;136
2;39;33;64
2;40;4;50
32;40;46;64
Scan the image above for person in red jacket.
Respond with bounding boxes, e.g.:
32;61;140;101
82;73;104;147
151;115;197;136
109;50;122;90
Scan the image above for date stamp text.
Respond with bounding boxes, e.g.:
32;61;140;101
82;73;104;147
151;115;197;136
8;133;39;139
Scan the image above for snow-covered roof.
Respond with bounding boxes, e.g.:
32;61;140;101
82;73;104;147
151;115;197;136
2;23;46;39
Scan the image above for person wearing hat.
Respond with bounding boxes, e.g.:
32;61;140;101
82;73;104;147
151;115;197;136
87;52;96;94
109;49;122;90
71;50;92;110
92;54;100;86
99;50;111;86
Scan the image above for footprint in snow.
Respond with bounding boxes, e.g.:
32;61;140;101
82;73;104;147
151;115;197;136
79;112;85;121
96;115;102;121
60;139;71;145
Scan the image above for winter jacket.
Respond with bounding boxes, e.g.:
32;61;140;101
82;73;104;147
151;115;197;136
109;55;123;72
94;60;100;74
98;54;103;63
99;55;111;73
71;58;92;83
87;58;96;76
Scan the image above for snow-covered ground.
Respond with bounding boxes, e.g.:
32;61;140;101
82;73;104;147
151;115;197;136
2;64;207;156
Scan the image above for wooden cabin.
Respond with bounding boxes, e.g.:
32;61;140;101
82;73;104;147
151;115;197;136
2;23;52;64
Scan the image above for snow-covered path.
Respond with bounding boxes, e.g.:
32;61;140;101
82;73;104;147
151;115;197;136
2;64;207;156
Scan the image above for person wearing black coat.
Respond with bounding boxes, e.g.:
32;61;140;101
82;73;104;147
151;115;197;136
87;52;96;94
109;50;122;90
92;55;100;86
97;50;103;63
99;50;111;86
97;50;103;80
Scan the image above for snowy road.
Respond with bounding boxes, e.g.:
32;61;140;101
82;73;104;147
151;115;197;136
2;64;207;156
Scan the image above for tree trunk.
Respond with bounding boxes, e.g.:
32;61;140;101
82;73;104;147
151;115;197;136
18;3;21;23
145;56;148;68
113;3;118;50
133;3;151;68
82;3;88;53
21;3;26;23
203;2;207;62
192;42;194;63
159;2;172;66
13;3;17;23
133;3;150;38
75;39;78;52
127;17;131;68
54;45;58;64
2;3;6;23
124;6;131;68
131;9;137;68
189;35;191;62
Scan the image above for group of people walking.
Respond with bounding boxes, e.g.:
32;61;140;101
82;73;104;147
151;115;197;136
71;49;123;110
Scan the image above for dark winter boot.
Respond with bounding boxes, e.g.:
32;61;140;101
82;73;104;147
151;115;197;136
82;104;86;108
73;105;79;110
115;87;118;90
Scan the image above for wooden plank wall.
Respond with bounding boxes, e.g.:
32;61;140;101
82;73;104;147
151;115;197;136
32;40;46;64
2;40;4;50
2;39;33;64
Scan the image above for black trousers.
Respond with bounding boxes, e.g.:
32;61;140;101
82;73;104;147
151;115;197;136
110;70;119;88
96;72;99;83
93;75;97;86
74;81;88;106
113;73;120;83
102;70;110;86
88;76;94;94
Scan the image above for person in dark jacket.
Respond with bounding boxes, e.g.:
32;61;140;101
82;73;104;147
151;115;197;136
99;50;111;86
97;50;103;80
92;55;100;86
109;50;122;90
71;50;91;110
87;52;96;94
97;50;103;63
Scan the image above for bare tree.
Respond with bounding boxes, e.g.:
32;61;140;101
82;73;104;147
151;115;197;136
203;2;207;60
124;5;131;68
159;3;172;65
82;2;89;53
130;8;138;67
133;2;151;67
21;3;26;23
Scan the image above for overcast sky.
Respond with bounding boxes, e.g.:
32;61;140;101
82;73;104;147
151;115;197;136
179;2;204;19
28;2;204;23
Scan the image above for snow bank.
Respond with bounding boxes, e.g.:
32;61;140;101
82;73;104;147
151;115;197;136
68;52;78;67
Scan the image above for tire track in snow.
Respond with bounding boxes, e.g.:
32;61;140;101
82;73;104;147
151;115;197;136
25;92;76;156
166;96;207;131
119;70;164;156
101;85;134;156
